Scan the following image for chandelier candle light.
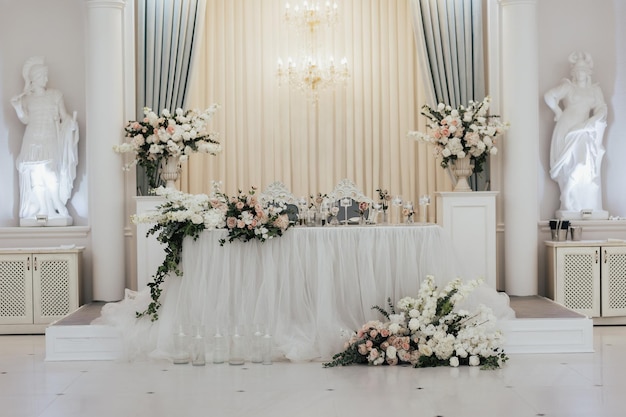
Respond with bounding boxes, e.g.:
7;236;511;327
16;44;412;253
277;1;349;101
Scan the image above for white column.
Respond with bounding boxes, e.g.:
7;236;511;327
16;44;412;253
499;0;539;295
85;0;127;301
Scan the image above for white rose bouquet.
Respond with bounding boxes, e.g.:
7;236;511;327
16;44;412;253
408;96;508;174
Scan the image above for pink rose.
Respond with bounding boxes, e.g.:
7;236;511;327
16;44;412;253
237;220;245;229
358;344;369;355
226;217;237;229
380;329;390;337
250;219;258;227
235;201;245;210
365;340;373;348
369;329;378;338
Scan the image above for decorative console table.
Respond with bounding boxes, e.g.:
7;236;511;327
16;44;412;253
0;246;84;334
546;240;626;324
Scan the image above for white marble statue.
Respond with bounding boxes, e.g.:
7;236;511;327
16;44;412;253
544;52;608;220
11;57;79;226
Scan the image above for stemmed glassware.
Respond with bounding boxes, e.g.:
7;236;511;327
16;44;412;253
418;194;431;223
392;195;403;224
372;203;382;224
297;197;308;226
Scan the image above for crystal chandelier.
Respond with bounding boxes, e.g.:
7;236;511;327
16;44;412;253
277;1;349;101
284;1;338;33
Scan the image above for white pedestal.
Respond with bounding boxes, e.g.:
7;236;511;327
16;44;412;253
135;196;166;289
436;191;498;288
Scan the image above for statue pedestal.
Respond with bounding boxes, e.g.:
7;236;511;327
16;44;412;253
20;216;73;227
556;210;609;221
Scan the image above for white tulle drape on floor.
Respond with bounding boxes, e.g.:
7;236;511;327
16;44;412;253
95;224;515;362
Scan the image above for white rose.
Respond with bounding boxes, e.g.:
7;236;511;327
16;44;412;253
449;356;459;367
408;318;420;331
419;344;433;357
386;346;397;359
469;355;480;366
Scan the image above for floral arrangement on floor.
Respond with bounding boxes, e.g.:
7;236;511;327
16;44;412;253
219;187;293;246
323;275;508;370
407;96;508;174
132;183;294;320
114;104;221;188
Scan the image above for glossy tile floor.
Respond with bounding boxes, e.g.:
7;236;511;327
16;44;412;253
1;326;625;417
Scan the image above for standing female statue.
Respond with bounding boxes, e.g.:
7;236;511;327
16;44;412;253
11;57;79;226
544;52;608;218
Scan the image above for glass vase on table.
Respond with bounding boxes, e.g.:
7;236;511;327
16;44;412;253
418;194;431;223
392;195;403;224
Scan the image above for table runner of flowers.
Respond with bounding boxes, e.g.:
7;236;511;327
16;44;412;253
323;275;508;370
132;185;294;321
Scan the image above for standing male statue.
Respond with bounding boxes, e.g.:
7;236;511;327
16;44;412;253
544;51;609;220
11;57;79;226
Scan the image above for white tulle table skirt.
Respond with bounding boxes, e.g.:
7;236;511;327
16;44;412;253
96;224;514;362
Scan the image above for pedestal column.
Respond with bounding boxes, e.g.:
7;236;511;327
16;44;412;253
499;0;539;295
85;0;127;301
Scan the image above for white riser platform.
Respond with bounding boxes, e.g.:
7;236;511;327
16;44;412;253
43;295;596;361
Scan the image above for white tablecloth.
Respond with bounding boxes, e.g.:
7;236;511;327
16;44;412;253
158;224;463;361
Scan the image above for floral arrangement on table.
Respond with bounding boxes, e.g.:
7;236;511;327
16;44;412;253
114;104;221;188
219;187;293;246
309;192;328;210
358;201;369;217
402;205;415;223
323;275;508;370
407;96;508;174
132;183;294;320
131;185;227;320
376;188;391;211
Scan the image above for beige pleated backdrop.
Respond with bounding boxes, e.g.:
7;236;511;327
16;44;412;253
181;0;452;220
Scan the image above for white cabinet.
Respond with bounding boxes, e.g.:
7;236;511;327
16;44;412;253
546;241;626;320
436;191;498;288
0;247;83;334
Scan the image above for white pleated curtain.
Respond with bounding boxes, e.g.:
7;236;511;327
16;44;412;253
135;0;206;193
410;0;487;190
181;0;451;218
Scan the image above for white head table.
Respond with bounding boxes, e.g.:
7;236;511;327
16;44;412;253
149;223;463;362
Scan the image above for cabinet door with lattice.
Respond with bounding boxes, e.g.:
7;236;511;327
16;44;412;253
601;246;626;317
31;253;79;324
0;254;34;325
555;246;601;317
